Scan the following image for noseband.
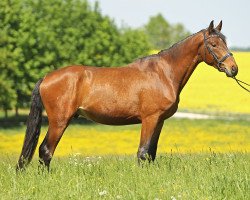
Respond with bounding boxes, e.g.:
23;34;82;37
202;31;233;71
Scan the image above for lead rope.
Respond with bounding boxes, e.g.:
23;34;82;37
233;77;250;93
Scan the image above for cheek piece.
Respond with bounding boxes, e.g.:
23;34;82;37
202;30;233;72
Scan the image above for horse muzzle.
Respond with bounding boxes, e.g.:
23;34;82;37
220;65;238;77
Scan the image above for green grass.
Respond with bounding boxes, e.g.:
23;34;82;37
0;118;249;199
0;153;249;199
0;117;249;199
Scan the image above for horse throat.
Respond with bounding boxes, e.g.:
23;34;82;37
161;32;203;94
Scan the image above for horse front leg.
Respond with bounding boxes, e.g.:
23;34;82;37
137;115;164;162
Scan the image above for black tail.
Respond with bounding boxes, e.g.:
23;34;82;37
17;79;44;170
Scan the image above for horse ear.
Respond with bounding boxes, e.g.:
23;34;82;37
208;20;214;34
215;20;222;32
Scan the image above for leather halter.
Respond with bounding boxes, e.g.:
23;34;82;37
202;30;233;71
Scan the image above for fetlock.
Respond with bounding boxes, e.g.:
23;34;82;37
39;144;52;168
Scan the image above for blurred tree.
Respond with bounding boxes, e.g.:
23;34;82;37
144;14;171;50
144;13;190;50
118;27;151;65
0;73;17;118
170;23;191;45
0;0;150;115
0;0;21;116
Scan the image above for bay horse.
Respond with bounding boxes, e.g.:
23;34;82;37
17;20;238;170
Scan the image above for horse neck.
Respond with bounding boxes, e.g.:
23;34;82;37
160;31;203;95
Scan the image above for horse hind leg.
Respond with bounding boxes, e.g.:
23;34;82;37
39;117;70;170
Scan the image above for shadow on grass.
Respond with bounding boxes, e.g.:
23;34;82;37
0;114;94;129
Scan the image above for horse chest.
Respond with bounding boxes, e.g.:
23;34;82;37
160;96;179;119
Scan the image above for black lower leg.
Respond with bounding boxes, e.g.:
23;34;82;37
148;143;157;161
147;121;163;161
39;139;52;171
137;144;157;165
137;132;162;162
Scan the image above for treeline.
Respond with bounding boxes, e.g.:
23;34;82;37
0;0;189;117
230;47;250;52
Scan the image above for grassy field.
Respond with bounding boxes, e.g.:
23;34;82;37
0;153;249;199
0;117;248;199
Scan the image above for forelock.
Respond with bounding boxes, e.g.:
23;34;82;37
211;29;227;43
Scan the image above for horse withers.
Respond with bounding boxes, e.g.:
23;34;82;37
17;20;238;170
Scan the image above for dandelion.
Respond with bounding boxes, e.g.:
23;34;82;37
171;196;177;200
99;190;107;196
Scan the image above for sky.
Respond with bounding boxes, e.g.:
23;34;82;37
89;0;250;48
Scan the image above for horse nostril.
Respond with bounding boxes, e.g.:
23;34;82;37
231;66;238;75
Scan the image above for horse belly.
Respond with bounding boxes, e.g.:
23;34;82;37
78;92;140;125
77;107;141;125
78;68;147;125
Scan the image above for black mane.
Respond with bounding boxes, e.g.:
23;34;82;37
135;31;199;62
135;28;227;63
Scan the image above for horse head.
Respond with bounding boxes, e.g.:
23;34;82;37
201;20;238;77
